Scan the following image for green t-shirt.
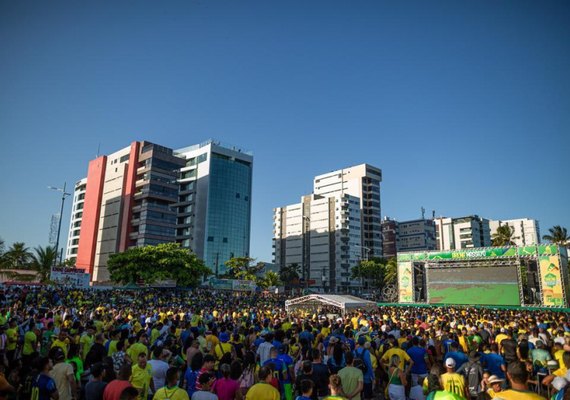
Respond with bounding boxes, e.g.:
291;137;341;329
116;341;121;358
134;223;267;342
41;330;56;356
337;366;364;400
23;331;37;355
426;390;465;400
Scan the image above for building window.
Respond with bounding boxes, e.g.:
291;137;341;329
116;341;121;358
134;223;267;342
207;236;214;242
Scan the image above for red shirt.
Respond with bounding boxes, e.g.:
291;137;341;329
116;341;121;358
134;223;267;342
103;380;132;400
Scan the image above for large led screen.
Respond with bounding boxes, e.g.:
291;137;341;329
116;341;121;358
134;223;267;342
427;266;520;306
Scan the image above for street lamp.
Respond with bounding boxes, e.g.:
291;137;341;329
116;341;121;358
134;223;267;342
48;183;71;269
302;215;311;291
354;244;372;291
355;244;372;261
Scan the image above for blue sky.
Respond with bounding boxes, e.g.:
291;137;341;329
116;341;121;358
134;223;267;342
1;0;568;262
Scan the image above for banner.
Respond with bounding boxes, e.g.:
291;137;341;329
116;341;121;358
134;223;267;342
208;278;233;291
398;261;413;303
539;256;565;307
398;245;561;262
50;268;90;288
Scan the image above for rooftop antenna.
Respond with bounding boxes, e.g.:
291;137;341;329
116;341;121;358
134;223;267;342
96;142;101;158
421;207;425;219
432;210;435;219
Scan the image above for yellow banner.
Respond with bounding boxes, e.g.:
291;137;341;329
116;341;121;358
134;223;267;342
398;261;413;303
539;256;565;307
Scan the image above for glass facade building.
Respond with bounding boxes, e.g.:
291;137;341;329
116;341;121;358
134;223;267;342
175;141;253;275
204;153;252;274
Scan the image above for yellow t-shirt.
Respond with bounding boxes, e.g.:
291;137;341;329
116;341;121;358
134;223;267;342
131;364;152;399
6;328;18;351
152;386;189;400
245;382;280;400
80;334;94;360
492;389;546;399
51;339;69;358
441;372;466;398
127;342;149;362
381;348;411;370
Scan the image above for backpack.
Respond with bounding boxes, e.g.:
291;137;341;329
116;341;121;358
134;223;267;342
217;343;233;366
354;348;369;374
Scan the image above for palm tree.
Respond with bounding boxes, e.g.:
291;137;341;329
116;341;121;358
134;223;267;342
543;226;570;247
4;242;33;269
30;245;57;283
279;263;301;287
492;225;517;246
384;257;398;286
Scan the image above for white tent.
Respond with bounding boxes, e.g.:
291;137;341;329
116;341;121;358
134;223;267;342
285;294;378;315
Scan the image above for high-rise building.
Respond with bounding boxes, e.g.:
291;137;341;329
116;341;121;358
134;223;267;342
435;215;491;250
381;217;437;257
65;178;87;263
313;164;383;258
174;141;253;275
71;139;252;282
381;218;398;258
273;193;362;293
489;218;540;246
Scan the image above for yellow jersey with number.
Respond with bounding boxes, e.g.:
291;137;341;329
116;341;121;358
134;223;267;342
440;372;466;398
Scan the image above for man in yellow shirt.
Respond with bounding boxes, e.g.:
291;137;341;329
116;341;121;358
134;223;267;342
497;361;546;399
131;353;155;400
245;366;280;400
80;325;95;361
127;334;149;362
440;358;468;399
152;367;188;400
5;319;18;363
22;325;39;366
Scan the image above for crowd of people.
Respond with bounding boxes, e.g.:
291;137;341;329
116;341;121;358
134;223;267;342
0;285;570;400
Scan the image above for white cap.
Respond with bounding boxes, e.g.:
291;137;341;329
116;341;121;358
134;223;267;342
445;358;456;368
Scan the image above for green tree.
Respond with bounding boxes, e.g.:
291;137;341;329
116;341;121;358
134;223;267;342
351;258;386;289
223;257;264;281
542;226;570;247
30;245;57;283
256;271;282;289
107;243;211;287
279;263;301;288
492;225;517;246
384;257;398;287
4;242;33;269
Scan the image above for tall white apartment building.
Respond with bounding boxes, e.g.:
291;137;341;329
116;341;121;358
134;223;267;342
313;164;383;258
435;215;491;250
489;218;540;246
273;193;362;293
65;178;87;263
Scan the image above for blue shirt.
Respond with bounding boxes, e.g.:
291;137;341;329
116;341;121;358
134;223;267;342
33;373;58;400
482;353;506;379
444;351;469;370
278;353;294;384
407;346;429;375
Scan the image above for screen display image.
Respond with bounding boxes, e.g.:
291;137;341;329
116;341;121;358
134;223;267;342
427;266;520;306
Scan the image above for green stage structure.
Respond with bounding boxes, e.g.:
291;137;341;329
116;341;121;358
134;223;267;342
396;245;569;307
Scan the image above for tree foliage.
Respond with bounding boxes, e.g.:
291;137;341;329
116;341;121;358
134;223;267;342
256;271;282;289
223;257;264;281
30;245;57;283
279;263;301;288
4;242;33;269
351;257;398;289
107;243;210;287
543;226;570;247
492;225;517;246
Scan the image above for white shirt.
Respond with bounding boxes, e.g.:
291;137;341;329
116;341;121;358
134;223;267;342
148;359;169;390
